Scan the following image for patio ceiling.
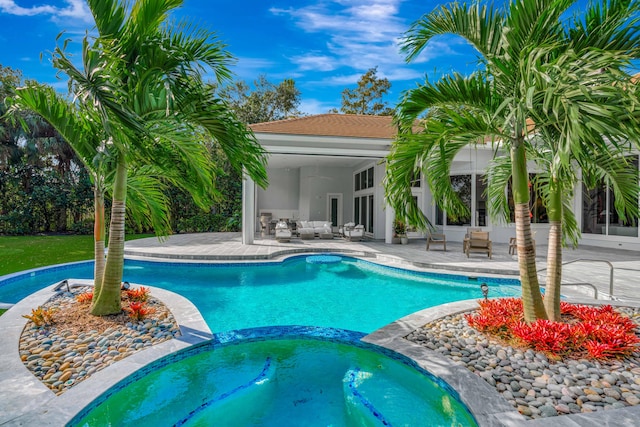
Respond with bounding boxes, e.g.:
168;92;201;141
256;133;391;170
267;153;382;169
251;114;398;170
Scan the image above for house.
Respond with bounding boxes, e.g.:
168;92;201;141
240;114;640;251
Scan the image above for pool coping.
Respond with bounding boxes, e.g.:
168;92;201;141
0;280;212;426
363;299;640;427
3;258;640;426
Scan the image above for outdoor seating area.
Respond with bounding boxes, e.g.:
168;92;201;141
275;221;292;242
339;223;365;242
296;220;334;240
426;231;446;251
508;235;536;256
464;230;492;259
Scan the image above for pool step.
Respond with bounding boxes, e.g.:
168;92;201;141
343;368;392;426
174;357;275;426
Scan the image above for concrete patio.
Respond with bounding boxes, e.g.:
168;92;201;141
125;232;640;302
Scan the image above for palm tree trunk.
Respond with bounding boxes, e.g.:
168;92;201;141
543;181;563;321
91;157;127;316
93;181;106;294
511;142;547;322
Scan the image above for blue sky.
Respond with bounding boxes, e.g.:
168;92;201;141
0;0;602;115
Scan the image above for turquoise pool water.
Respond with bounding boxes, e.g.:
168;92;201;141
0;255;520;334
71;329;478;427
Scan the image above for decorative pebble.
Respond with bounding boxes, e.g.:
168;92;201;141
19;286;180;395
406;308;640;420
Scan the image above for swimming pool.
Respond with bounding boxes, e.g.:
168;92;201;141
0;255;520;334
69;327;478;427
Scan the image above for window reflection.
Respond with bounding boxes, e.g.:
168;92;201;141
582;156;639;237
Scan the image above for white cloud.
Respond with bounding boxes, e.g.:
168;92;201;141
0;0;93;24
269;1;471;77
289;53;337;72
231;56;277;79
299;98;337;115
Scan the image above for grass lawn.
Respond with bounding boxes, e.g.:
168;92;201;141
0;234;153;277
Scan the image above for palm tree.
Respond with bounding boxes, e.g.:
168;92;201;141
524;55;640;320
44;0;267;315
387;0;640;322
7;83;178;291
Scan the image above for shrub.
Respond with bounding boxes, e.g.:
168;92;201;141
22;306;56;327
126;287;150;302
465;298;640;359
76;291;93;304
125;301;155;321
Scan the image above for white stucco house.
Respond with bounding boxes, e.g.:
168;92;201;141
239;114;640;252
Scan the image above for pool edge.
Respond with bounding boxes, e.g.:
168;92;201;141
0;281;212;427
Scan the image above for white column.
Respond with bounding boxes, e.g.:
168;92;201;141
385;203;395;244
242;172;255;245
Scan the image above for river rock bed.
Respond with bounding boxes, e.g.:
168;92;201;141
406;307;640;420
19;286;180;395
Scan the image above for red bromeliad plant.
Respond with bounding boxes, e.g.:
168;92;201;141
126;287;150;302
465;298;640;359
76;292;94;304
125;301;154;321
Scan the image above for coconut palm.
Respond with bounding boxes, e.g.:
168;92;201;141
387;0;640;322
46;0;267;315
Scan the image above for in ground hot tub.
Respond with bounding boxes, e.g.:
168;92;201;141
69;327;477;426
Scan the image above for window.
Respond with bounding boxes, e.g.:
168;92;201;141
353;166;375;233
476;174;487;226
436;174;486;226
354;167;375;191
507;174;548;224
410;171;421;188
330;198;338;227
582;156;639;237
353;195;374;232
437;175;472;226
368;194;374;232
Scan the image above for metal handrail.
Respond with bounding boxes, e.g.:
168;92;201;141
538;258;614;298
539;282;599;300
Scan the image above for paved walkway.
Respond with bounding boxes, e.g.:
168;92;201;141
125;232;640;302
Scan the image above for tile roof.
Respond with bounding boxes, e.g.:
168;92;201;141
249;114;397;139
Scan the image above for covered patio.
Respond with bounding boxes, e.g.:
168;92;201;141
242;114;400;245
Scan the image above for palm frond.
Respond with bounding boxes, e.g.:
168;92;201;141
401;2;504;63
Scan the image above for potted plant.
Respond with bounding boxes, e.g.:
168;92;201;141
394;219;408;244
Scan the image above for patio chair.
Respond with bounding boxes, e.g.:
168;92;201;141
462;227;483;253
464;231;492;259
509;235;536;256
426;231;446;251
275;221;292;242
339;222;356;238
345;224;365;242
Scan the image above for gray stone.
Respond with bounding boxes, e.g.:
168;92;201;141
539;405;558;417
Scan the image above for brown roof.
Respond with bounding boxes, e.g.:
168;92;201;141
249;114;397;139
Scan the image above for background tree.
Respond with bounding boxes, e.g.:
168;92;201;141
334;67;393;115
218;75;302;124
1;66;94;235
